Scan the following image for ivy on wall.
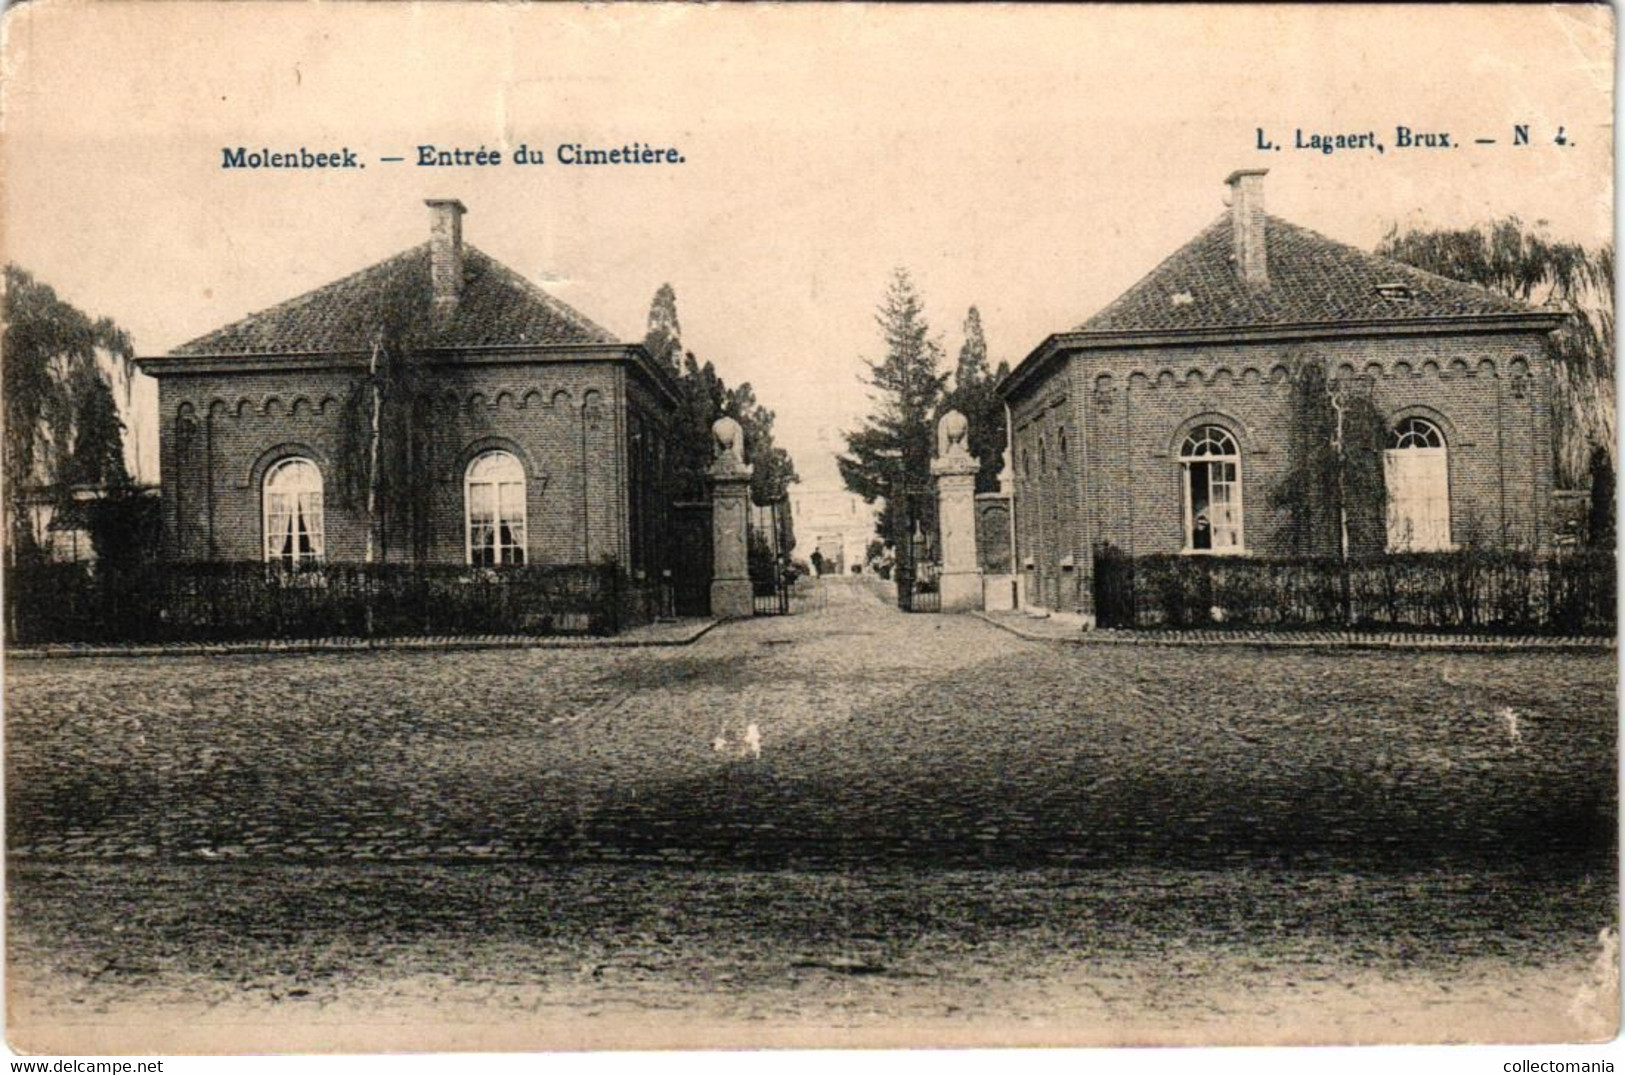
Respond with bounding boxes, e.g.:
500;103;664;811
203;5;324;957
332;266;454;563
1268;351;1387;558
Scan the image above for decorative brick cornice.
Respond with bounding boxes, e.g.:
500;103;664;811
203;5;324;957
999;312;1564;401
137;342;682;409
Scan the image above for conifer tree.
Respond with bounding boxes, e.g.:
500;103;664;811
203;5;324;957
644;283;683;371
943;305;1010;493
62;373;131;489
839;269;949;548
671;351;728;501
643;285;799;520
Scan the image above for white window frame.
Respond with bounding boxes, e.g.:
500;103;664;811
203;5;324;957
1384;417;1453;552
465;450;528;566
1179;425;1246;555
262;457;325;567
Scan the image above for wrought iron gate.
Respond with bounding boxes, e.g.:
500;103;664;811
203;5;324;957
749;499;790;616
894;491;941;613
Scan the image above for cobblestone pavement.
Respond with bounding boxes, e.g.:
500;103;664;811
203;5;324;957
6;575;1615;867
6;576;1617;1044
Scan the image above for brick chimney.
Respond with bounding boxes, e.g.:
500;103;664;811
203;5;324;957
1225;170;1268;287
425;199;468;317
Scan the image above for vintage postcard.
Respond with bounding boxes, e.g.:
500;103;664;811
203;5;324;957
0;0;1616;1061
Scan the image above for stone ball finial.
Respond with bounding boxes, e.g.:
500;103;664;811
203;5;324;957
712;416;746;465
937;409;970;458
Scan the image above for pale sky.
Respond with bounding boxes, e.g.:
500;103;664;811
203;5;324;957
2;2;1613;488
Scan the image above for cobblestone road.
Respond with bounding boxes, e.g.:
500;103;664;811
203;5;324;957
6;576;1617;1045
6;575;1615;868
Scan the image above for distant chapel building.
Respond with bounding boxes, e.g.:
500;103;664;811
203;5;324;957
137;200;680;584
997;170;1564;617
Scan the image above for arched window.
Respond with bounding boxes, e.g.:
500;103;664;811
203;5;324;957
466;450;527;566
263;457;324;566
1384;417;1450;551
1180;425;1243;552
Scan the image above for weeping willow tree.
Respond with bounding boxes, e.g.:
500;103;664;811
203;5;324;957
1269;352;1388;558
1377;218;1614;488
3;265;135;561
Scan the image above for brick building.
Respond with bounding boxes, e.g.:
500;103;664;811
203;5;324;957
998;171;1564;617
137;200;680;581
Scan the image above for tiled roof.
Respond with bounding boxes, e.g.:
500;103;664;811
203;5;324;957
170;244;619;356
1072;212;1534;335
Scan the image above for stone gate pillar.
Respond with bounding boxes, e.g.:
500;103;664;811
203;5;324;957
707;416;755;620
932;410;982;612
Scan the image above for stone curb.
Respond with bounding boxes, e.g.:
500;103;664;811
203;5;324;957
6;618;721;660
973;612;1615;654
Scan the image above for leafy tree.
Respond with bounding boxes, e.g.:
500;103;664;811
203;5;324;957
2;265;135;560
643;282;683;371
1376;218;1614;487
839;269;949;550
941;306;1011;493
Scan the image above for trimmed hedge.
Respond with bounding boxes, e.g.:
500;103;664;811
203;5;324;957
1093;547;1615;635
5;560;660;644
